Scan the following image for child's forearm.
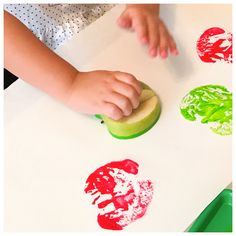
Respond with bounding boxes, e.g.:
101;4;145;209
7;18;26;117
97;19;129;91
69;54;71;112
126;4;160;14
4;11;78;103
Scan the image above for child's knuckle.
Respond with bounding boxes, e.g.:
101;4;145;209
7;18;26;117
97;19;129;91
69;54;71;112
128;88;137;98
108;105;119;117
123;98;131;109
126;75;135;83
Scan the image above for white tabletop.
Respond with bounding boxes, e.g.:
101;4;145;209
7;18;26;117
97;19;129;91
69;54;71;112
4;4;232;232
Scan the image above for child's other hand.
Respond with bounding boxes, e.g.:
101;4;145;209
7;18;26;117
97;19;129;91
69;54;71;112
117;4;178;58
66;70;142;120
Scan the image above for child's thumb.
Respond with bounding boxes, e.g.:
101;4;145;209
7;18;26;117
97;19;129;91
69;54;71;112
117;11;132;29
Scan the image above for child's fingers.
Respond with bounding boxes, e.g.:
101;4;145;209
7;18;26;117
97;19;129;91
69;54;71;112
147;18;159;57
132;17;149;44
111;79;140;109
107;92;133;116
114;71;142;95
102;102;123;120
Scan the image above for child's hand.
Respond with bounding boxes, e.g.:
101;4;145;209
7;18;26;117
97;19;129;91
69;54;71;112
117;4;178;58
66;70;142;120
4;11;141;120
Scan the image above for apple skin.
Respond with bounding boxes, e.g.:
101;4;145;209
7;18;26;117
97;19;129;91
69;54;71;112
101;83;161;139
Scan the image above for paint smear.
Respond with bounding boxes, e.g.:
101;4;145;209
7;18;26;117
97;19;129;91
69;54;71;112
197;27;232;63
84;159;154;230
180;85;232;135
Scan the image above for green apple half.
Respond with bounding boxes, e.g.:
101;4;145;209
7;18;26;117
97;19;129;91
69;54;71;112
101;84;161;139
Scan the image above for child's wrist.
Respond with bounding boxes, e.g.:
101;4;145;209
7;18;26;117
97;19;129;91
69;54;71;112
56;67;80;104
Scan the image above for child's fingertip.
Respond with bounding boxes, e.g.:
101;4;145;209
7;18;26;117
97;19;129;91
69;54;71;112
149;48;157;57
171;49;179;56
120;21;127;27
117;17;131;28
141;36;148;44
160;50;167;59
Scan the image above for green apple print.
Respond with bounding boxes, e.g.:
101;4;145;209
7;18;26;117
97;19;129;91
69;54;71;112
180;85;232;135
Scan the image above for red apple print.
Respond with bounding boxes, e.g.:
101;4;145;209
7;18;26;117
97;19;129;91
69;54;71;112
84;159;154;230
196;27;232;63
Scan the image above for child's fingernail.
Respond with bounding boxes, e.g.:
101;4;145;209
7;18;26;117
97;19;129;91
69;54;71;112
161;50;167;59
118;18;131;28
124;21;131;28
141;36;148;44
171;49;179;55
150;48;157;57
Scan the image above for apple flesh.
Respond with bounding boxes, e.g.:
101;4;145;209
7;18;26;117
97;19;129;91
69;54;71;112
102;87;161;139
139;89;155;102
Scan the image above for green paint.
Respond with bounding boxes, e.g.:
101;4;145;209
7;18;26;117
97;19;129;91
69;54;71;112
180;85;232;135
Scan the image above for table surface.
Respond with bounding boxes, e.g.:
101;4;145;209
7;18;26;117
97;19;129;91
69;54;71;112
4;4;232;232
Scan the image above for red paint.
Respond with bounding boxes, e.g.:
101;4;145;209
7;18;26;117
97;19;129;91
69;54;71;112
197;27;232;63
84;159;154;230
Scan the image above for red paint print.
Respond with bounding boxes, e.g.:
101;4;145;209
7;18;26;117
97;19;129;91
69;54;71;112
84;159;154;230
197;27;232;63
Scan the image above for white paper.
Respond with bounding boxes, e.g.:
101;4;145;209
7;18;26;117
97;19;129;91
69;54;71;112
4;4;232;232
